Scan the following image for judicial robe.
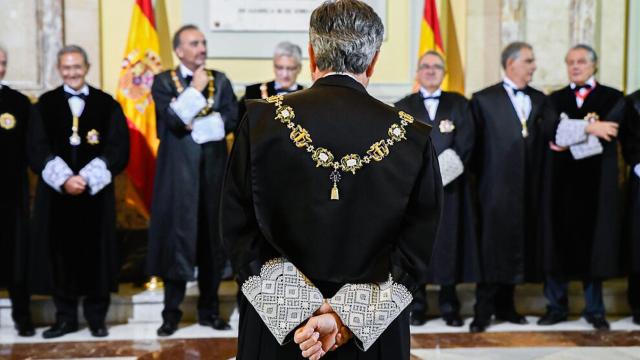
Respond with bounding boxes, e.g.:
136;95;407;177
146;68;239;281
237;80;304;124
623;91;640;273
546;84;640;280
395;91;480;284
28;86;129;296
0;85;31;288
470;83;556;284
222;75;442;359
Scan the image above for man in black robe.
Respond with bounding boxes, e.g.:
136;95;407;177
469;42;556;333
221;1;442;358
147;24;238;336
0;46;34;337
626;89;640;325
238;41;304;121
539;44;640;330
29;45;129;338
395;50;478;327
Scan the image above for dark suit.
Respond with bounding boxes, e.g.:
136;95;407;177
147;67;239;324
222;75;442;359
395;90;479;319
626;90;640;316
237;80;303;122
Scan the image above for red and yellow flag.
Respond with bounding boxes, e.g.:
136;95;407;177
116;0;162;219
418;0;464;94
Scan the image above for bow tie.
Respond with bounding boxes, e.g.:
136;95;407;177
574;84;592;92
506;85;527;95
65;92;87;101
275;89;296;94
184;75;193;86
421;95;440;100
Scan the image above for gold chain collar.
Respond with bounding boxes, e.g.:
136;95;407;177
171;69;215;117
267;95;414;200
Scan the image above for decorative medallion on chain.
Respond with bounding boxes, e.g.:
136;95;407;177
267;95;414;200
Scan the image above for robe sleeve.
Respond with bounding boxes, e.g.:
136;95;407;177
169;87;206;124
100;100;130;176
216;74;239;134
619;97;640;171
152;74;192;137
439;98;474;186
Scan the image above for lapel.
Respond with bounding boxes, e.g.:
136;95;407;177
409;92;430;123
526;87;541;125
434;92;452;123
174;66;189;89
580;83;603;113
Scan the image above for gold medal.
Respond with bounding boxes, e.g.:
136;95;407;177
86;129;100;145
0;112;16;130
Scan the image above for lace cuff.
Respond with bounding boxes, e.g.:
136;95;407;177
169;87;207;124
438;148;464;187
241;258;324;345
328;275;413;351
555;113;588;147
79;158;112;195
635;164;640;178
42;156;73;193
569;134;603;160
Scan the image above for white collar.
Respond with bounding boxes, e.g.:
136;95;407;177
323;72;361;83
274;81;299;91
570;76;596;90
63;84;89;96
502;76;526;91
419;87;442;98
179;63;194;78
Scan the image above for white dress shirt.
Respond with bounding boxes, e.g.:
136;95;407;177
419;87;442;121
503;77;532;123
64;84;89;117
569;76;596;108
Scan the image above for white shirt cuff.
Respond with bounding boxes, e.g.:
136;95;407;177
42;156;73;193
634;164;640;178
79;158;112;195
556;117;588;147
169;87;207;124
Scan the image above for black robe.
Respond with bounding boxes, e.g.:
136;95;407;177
623;90;640;273
237;80;304;124
221;75;443;359
470;83;556;284
0;85;31;288
546;84;640;280
28;86;129;296
395;91;480;284
146;67;239;281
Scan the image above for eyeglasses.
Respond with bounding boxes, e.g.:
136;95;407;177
418;64;444;71
274;65;300;73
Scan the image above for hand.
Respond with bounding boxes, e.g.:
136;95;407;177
63;175;86;195
294;313;341;359
191;65;209;92
586;121;618;141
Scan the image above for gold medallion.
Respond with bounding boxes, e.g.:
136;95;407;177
0;113;16;130
86;129;100;145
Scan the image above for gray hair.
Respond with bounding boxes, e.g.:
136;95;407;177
57;45;90;65
173;24;200;50
309;0;384;74
274;41;302;65
418;50;445;70
567;43;598;64
500;41;532;70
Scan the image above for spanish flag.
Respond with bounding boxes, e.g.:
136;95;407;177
116;0;162;219
418;0;464;94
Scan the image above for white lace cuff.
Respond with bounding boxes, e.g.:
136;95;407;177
42;156;73;193
169;87;207;125
328;275;413;351
569;134;603;160
241;258;324;345
635;164;640;178
555;114;588;147
79;158;112;195
438;148;464;187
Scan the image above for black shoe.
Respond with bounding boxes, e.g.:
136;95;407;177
90;325;109;337
586;315;610;331
469;318;488;333
410;312;427;326
199;316;231;330
42;321;79;339
496;311;528;325
443;313;464;327
15;322;35;337
537;311;567;326
633;313;640;326
157;322;178;336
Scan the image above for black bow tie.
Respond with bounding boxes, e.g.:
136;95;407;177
184;75;193;86
421;95;440;100
64;92;87;101
574;84;592;92
505;84;527;95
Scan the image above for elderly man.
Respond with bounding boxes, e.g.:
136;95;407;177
29;45;129;338
238;41;304;120
147;24;238;336
540;44;640;330
469;42;556;333
395;50;478;327
0;46;34;337
221;1;442;358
